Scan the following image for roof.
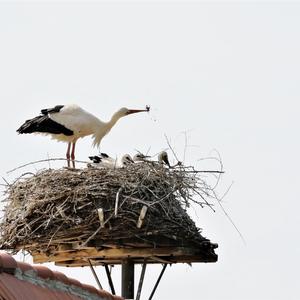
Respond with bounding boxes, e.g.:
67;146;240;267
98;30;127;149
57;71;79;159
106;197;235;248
0;251;123;300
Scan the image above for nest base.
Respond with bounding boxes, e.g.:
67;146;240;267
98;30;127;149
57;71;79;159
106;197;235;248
29;244;218;267
1;165;219;266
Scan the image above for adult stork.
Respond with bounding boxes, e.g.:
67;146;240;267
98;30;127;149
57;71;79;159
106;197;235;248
17;104;150;167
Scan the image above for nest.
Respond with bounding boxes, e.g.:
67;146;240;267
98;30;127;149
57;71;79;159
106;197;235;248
0;162;219;261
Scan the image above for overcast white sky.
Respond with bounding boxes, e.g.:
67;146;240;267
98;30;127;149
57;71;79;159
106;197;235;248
0;1;299;299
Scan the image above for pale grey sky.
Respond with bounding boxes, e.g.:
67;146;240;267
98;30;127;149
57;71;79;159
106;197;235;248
0;1;299;299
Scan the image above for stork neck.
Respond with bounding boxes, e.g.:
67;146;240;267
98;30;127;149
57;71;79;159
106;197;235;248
92;110;123;148
107;111;123;129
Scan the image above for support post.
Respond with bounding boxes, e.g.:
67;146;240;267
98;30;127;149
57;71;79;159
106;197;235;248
122;259;134;299
104;264;116;295
136;260;147;300
88;259;103;290
148;264;167;300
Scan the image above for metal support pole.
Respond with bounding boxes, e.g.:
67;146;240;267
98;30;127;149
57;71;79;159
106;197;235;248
104;264;116;295
122;259;135;299
88;259;103;290
148;264;167;300
136;261;147;300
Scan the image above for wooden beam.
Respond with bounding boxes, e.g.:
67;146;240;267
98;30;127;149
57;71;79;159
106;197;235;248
32;247;197;263
121;259;134;299
150;256;172;264
54;254;217;267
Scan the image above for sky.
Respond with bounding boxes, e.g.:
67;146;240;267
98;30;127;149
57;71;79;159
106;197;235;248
0;1;299;299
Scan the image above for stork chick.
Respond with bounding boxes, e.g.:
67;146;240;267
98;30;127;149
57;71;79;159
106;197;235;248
158;151;171;167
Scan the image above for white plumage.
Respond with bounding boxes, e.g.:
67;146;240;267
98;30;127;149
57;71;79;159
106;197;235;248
89;153;134;169
49;105;103;144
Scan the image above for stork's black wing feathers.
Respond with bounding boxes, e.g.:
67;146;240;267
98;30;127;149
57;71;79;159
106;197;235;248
41;105;64;115
89;156;102;163
17;115;73;136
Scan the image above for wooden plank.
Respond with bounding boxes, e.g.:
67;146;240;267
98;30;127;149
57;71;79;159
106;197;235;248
57;244;73;251
32;247;198;263
150;256;172;264
54;254;217;267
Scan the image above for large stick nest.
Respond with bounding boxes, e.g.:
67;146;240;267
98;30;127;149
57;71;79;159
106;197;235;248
0;162;219;258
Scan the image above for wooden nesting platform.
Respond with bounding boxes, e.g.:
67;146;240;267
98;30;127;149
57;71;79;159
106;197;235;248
29;243;218;267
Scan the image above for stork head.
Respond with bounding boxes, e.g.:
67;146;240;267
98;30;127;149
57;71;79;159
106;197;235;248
117;106;150;117
110;106;150;125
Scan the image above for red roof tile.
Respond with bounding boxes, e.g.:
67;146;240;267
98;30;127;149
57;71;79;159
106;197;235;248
52;270;69;284
34;265;55;279
0;252;17;273
81;283;99;295
16;261;34;273
0;251;123;300
67;277;83;289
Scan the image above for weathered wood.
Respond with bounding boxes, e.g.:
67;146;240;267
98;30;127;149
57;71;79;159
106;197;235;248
32;246;197;263
122;259;134;299
137;205;148;228
115;187;122;216
97;208;105;228
150;256;171;264
54;254;216;267
57;244;73;251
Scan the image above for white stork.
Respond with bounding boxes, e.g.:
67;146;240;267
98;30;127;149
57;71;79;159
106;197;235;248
89;153;134;168
133;153;150;162
17;104;149;167
158;151;170;167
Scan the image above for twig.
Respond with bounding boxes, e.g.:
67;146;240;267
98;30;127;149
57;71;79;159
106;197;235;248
7;158;90;174
164;134;180;163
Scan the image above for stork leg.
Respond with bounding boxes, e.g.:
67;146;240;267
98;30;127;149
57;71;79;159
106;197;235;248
71;142;76;168
66;142;71;168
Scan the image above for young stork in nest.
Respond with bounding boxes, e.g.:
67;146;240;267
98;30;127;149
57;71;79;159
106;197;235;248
133;153;151;162
158;151;171;167
89;153;134;168
17;104;150;167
